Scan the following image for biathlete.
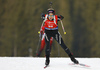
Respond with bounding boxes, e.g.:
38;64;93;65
40;7;79;66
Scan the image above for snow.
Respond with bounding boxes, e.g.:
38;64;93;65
0;57;100;70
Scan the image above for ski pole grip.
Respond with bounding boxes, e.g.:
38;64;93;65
38;31;40;34
64;32;66;34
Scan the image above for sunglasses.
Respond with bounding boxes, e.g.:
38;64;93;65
48;15;54;17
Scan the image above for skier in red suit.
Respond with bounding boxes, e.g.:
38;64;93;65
40;8;79;66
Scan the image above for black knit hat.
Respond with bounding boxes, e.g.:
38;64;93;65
47;8;55;14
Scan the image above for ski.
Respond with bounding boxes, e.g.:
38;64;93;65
44;65;49;69
69;63;90;67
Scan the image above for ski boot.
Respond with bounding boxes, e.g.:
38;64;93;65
45;55;50;65
69;53;79;64
45;59;50;65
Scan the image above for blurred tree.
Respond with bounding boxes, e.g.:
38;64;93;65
0;0;100;57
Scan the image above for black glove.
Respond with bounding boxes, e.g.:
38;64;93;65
41;13;45;18
58;15;64;20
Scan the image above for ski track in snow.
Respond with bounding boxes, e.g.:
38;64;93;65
0;57;100;70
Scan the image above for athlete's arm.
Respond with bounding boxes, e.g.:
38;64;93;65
58;15;64;21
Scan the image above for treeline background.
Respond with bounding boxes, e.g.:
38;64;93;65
0;0;100;57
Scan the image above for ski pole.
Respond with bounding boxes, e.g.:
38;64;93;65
36;37;41;54
38;20;45;34
57;43;60;56
60;20;66;34
36;20;45;53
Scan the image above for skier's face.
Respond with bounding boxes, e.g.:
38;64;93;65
48;13;54;21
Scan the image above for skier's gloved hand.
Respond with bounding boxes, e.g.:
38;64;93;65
58;15;64;20
41;13;45;20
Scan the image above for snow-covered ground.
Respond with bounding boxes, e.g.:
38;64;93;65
0;57;100;70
